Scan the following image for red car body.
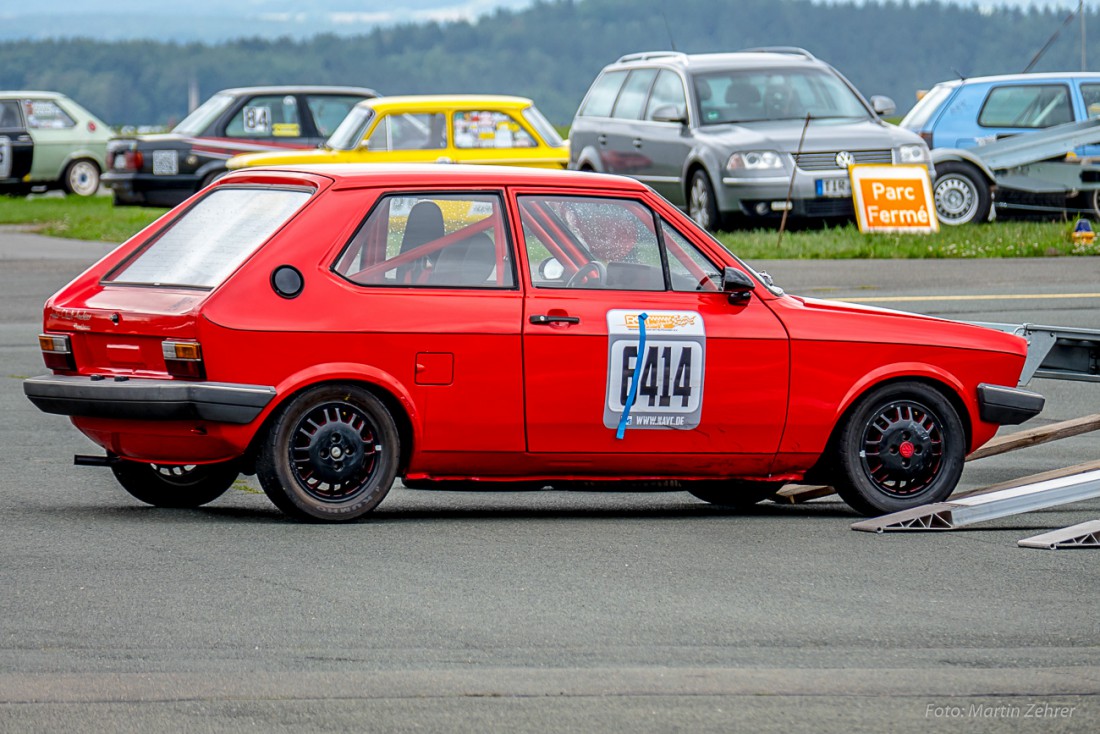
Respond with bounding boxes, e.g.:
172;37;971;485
25;164;1043;521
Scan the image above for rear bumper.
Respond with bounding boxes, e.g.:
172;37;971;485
101;171;199;206
24;374;276;424
976;383;1045;425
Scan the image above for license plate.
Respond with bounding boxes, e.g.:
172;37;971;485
816;178;851;197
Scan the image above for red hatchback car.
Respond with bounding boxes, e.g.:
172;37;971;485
25;164;1043;521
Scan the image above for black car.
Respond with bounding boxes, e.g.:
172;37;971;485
103;86;379;207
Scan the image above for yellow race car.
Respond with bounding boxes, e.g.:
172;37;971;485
226;95;568;171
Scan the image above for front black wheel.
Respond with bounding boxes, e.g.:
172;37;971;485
257;384;399;522
686;479;785;508
112;460;239;508
833;382;965;516
687;169;720;232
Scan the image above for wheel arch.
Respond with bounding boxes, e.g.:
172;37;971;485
929;148;996;184
812;370;976;484
240;364;420;476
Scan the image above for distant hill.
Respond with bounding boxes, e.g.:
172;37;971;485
0;0;1095;127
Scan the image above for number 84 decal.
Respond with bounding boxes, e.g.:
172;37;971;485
603;310;705;431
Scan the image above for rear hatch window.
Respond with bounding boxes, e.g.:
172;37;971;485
107;187;310;289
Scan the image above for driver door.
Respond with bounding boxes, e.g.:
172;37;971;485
516;191;790;459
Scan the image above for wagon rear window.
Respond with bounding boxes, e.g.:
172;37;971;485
108;187;309;288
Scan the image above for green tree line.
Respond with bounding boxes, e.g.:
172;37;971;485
0;0;1095;127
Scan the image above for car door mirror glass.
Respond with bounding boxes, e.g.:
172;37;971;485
539;257;565;280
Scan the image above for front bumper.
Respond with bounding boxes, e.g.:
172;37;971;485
24;375;276;424
976;383;1045;425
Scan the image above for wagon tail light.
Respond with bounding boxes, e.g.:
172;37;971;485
39;334;75;371
919;131;933;148
162;340;205;379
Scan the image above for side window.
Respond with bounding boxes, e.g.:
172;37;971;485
0;99;22;128
23;99;74;129
662;220;722;292
305;94;366;137
579;70;628;118
1082;84;1100;118
453;111;535;149
333;193;514;289
367;113;446;151
978;85;1073;128
645;70;687;121
612;69;657;120
225;95;301;138
519;195;665;291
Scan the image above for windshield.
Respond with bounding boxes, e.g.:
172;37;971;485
327;105;375;150
108;187;311;288
522;105;564;146
172;93;235;135
694;68;871;125
899;84;953;130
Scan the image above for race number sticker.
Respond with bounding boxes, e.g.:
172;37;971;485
604;309;705;431
242;106;271;134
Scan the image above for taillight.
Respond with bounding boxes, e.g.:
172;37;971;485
162;340;205;379
919;131;934;148
112;148;143;172
39;334;75;371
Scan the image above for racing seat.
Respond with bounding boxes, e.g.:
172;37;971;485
397;200;444;283
430;232;496;286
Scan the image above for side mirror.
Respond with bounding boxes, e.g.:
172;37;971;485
651;105;688;125
870;95;896;117
721;267;755;304
539;257;565;280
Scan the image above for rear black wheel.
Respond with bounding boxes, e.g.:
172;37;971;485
833;382;965;516
257;384;399;522
933;162;991;226
685;479;785;508
112;460;239;508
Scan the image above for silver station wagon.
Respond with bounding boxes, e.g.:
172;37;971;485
569;49;932;230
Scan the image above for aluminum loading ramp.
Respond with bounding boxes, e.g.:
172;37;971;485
1018;521;1100;549
851;469;1100;533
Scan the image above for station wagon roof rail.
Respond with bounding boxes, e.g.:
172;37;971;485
739;46;817;60
615;51;689;63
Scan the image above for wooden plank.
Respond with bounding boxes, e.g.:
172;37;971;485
966;413;1100;461
951;459;1100;500
773;484;835;504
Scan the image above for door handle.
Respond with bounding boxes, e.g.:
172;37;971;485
632;138;643;148
529;314;580;325
597;135;607;146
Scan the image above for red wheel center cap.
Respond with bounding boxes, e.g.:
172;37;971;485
899;441;916;458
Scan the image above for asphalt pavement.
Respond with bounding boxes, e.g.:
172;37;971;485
1;229;1097;733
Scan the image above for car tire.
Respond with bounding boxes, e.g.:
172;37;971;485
63;159;101;197
1088;189;1100;221
833;382;965;516
933;162;991;226
685;479;785;508
257;384;399;522
112;460;239;508
688;169;721;232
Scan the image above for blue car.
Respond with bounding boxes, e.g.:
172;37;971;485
900;72;1100;224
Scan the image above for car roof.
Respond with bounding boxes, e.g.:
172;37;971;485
225;162;649;191
610;49;824;73
928;71;1100;90
214;85;381;97
353;94;535;112
0;90;72;99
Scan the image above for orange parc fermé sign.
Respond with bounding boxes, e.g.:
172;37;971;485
850;164;938;234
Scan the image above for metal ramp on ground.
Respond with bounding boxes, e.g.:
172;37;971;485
1018;521;1100;549
850;469;1100;538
